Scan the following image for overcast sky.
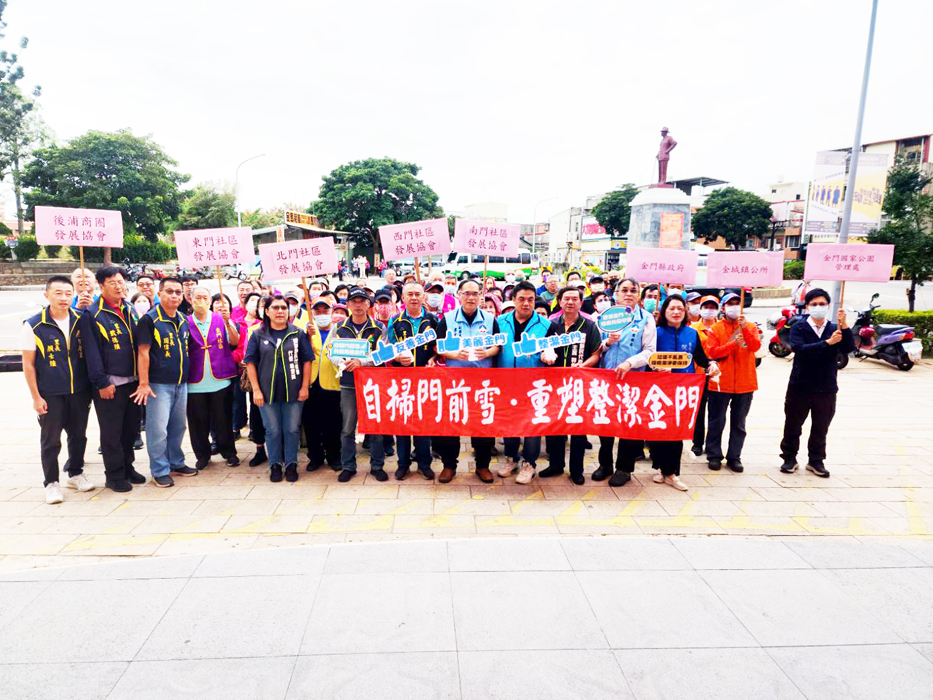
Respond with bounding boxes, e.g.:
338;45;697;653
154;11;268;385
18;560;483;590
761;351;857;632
5;0;931;225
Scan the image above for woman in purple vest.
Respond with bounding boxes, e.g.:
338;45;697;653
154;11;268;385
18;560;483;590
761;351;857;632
186;287;241;469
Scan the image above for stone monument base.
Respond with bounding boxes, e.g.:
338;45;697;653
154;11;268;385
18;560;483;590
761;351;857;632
627;186;692;250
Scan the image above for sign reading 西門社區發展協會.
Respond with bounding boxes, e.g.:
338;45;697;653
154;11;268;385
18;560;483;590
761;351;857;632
625;247;698;285
258;236;339;281
378;219;451;263
803;243;895;283
34;206;124;248
706;250;784;288
512;331;583;357
175;227;255;268
452;218;521;259
436;333;507;355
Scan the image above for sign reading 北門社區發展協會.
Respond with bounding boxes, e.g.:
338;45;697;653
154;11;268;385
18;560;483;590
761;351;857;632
258;236;339;281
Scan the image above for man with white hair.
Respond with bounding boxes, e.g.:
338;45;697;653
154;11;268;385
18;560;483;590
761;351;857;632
70;268;98;310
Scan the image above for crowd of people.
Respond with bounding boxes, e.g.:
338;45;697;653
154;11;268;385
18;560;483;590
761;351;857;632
22;263;852;505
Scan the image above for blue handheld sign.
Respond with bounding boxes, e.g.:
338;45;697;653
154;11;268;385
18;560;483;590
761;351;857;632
597;306;635;334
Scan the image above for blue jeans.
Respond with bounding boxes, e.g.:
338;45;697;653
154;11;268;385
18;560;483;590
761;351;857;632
397;435;432;472
503;436;541;468
341;387;384;473
146;383;188;477
259;401;303;466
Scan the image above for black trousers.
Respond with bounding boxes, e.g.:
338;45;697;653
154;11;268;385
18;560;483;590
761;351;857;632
692;378;709;451
649;441;683;477
397;435;433;471
232;381;248;432
705;391;753;463
302;383;341;467
546;435;587;478
38;390;91;486
598;437;645;474
92;382;140;483
249;391;265;445
780;388;836;465
434;436;493;472
187;385;236;462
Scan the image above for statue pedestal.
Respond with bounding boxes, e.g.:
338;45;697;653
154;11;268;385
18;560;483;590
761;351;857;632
627;186;692;250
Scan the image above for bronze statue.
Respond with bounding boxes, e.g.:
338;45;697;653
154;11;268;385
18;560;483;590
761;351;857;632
657;127;677;184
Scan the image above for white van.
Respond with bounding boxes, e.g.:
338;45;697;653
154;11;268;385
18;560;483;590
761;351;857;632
444;251;539;280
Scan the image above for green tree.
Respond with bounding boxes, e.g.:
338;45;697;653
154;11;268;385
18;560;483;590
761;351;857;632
592;184;638;237
312;157;443;253
0;1;41;146
0;94;49;235
178;182;236;230
692;187;773;249
22;130;189;264
868;159;933;312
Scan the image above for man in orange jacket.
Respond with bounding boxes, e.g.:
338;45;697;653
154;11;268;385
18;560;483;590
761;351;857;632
702;292;760;473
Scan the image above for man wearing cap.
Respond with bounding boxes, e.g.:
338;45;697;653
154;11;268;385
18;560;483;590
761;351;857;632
367;286;398;457
685;291;702;325
779;288;853;478
301;294;343;471
334;287;388;482
385;281;438;480
581;276;606;315
424;280;446;317
703;291;760;473
690;294;720;456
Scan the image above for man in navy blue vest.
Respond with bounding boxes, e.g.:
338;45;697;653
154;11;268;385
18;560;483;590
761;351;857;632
22;276;95;504
780;288;854;478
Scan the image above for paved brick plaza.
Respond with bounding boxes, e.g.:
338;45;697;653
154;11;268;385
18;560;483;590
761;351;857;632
0;356;931;571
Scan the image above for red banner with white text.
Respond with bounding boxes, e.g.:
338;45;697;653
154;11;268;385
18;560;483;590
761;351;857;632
354;368;705;440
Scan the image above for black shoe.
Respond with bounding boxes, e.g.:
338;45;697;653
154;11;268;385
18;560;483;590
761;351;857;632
570;473;585;486
608;471;632;487
585;440;593;449
97;445;102;455
395;466;410;481
210;442;220;455
362;436;371;449
126;470;147;485
227;456;240;467
249;447;267;467
306;462;322;472
419;466;435;480
328;461;342;472
196;457;210;470
371;469;389;482
284;463;299;482
153;475;174;488
691;445;704;457
171;466;198;477
806;462;830;478
780;461;799;474
384;446;395;457
489;446;498;457
247;430;254;441
338;469;355;483
707;460;722;471
538;465;565;478
726;460;744;473
270;463;283;482
133;437;144;450
106;478;132;493
591;466;613;482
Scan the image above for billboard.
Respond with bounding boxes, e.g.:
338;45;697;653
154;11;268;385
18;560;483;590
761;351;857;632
581;215;608;240
804;151;889;240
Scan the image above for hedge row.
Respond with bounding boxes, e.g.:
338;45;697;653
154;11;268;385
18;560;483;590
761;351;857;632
874;310;933;354
783;260;805;280
9;235;176;264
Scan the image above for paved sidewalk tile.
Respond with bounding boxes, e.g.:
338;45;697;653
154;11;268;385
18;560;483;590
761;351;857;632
448;538;570;571
780;536;928;568
194;545;328;578
670;537;812;570
0;661;127;700
323;540;447;574
561;537;690;571
109;657;295;700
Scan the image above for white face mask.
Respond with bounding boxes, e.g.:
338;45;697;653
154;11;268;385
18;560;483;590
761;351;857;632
427;293;443;308
595;299;612;314
444;284;456;295
133;300;151;316
246;301;259;316
313;314;332;328
808;305;829;320
724;305;741;320
288;305;298;319
309;289;321;300
700;308;718;320
505;275;515;283
688;304;700;317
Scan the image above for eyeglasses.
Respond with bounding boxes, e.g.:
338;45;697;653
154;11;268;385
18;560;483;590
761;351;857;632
162;289;183;295
269;305;288;311
619;287;638;293
460;292;480;298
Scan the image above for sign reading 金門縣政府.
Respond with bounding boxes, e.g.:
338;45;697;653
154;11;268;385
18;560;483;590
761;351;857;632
378;218;451;262
34;206;124;248
803;243;895;283
625;247;698;285
452;218;521;259
354;367;705;439
258;236;339;281
706;251;784;288
175;227;255;268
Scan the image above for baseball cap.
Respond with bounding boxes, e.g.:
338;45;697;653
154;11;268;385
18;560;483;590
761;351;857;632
699;294;720;308
374;287;393;302
720;292;740;305
685;291;701;303
347;287;370;302
312;296;333;309
425;281;444;292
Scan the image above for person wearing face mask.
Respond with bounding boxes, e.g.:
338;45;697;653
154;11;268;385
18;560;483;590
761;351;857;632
373;288;396;324
423;281;445;315
334;284;350;305
131;293;152;318
685;291;702;324
702;292;761;473
301;296;343;472
640;284;661;320
186;286;240;470
234;293;268;467
442;274;459;305
779;289;853;478
504;271;517;286
581;276;606;315
690;295;721;456
284;292;304;325
592;292;612;318
331;303;349;325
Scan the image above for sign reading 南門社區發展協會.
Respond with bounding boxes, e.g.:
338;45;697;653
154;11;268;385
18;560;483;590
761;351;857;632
452;219;521;259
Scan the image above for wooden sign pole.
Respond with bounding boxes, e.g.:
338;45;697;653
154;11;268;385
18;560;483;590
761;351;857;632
215;266;224;301
482;255;489;288
299;277;313;325
413;256;421;283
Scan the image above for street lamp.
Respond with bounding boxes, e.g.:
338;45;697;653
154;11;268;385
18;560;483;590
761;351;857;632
235;154;266;227
532;196;558;265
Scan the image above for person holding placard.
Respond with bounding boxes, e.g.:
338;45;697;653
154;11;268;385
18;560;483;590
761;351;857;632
302;296;343;472
600;278;657;486
690;295;721;456
81;266;147;492
702;292;760;473
70;268;98;311
779;288;854;478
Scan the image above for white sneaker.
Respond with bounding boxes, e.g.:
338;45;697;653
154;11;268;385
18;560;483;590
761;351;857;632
515;462;537;485
665;475;689;491
652;473;665;484
45;482;63;504
66;473;95;492
496;458;519;478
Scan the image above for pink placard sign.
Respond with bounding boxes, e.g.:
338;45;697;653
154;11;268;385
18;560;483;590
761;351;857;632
707;251;784;287
258;236;338;281
452;218;521;258
625;247;698;285
175;227;255;268
378;218;451;262
34;206;124;248
803;243;895;283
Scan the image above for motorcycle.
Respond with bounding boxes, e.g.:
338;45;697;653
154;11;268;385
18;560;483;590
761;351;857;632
851;293;921;371
223;263;249;281
767;306;849;370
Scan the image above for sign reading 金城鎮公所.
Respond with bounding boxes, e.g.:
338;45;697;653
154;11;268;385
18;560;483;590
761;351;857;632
175;227;255;268
706;251;784;288
625;247;698;285
452;218;521;259
803;243;895;283
34;206;124;248
378;218;451;262
257;236;339;281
